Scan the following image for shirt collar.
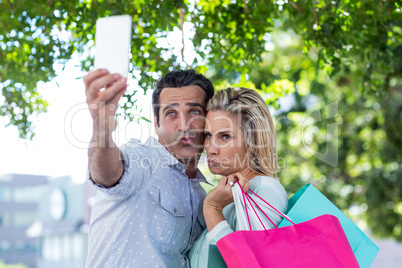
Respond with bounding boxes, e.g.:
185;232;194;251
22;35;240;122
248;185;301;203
191;169;214;186
144;136;179;166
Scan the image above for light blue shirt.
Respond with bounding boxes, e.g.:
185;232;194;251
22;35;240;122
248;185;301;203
86;137;210;268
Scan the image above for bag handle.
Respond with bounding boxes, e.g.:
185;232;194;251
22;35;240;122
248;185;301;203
240;184;279;230
237;182;295;231
245;191;279;229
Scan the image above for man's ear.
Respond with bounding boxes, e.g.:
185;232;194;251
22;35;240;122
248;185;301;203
154;116;159;135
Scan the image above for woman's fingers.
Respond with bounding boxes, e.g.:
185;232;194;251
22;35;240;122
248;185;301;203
235;173;248;188
219;176;228;187
243;181;251;192
218;176;234;196
227;174;237;186
226;173;251;192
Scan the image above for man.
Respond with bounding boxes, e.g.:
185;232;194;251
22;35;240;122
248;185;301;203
84;69;214;267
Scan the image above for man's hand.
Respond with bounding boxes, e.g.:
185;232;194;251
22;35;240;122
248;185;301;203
84;69;127;187
84;69;127;141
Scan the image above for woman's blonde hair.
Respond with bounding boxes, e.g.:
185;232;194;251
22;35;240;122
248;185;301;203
207;87;279;177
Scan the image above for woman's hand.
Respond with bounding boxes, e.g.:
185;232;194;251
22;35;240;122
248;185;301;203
203;173;250;231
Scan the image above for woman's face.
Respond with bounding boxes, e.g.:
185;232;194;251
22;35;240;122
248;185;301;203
204;110;248;176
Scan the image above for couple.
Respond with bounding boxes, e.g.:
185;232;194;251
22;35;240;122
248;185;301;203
84;69;288;267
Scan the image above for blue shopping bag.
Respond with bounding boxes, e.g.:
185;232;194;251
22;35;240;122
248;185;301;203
279;183;379;268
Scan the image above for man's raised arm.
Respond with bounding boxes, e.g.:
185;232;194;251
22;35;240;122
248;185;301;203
84;69;127;187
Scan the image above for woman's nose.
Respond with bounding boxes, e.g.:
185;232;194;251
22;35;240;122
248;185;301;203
206;140;219;155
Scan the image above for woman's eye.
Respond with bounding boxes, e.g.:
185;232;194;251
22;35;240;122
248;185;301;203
205;133;212;138
222;134;231;140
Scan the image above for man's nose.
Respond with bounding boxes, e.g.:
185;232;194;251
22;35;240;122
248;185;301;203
179;114;190;132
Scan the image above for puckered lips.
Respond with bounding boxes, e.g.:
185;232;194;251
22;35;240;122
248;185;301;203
207;158;219;168
178;135;195;145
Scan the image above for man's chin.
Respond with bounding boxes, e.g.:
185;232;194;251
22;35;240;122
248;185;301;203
175;150;203;163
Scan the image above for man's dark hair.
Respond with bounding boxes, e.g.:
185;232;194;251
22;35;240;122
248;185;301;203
152;69;215;126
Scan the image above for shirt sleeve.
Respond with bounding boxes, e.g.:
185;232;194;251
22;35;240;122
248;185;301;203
87;139;151;199
206;221;232;244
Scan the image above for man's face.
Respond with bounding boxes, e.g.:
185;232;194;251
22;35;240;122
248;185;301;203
154;86;207;163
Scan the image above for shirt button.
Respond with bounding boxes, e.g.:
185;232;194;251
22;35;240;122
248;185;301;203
173;208;177;213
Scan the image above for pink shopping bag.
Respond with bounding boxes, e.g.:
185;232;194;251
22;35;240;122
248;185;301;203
216;184;359;268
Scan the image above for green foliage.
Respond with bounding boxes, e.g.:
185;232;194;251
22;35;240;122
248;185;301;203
1;0;401;138
1;0;401;240
223;26;402;240
294;0;402;95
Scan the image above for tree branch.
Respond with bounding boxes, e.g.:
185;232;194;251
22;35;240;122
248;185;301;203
179;8;187;65
390;85;402;93
243;0;247;17
192;0;199;38
289;0;303;12
5;0;12;10
313;1;320;25
193;13;198;36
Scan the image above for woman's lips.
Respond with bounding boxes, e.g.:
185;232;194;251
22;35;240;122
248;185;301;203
208;160;219;167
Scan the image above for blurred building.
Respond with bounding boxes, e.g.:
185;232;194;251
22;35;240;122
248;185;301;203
0;173;48;268
29;176;95;268
0;174;95;268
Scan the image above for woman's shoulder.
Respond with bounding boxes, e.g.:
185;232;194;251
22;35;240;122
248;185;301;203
250;175;285;191
249;176;288;205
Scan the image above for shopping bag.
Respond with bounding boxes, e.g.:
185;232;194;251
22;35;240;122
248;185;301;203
207;244;227;268
207;183;286;268
216;183;359;268
279;183;379;268
232;181;284;231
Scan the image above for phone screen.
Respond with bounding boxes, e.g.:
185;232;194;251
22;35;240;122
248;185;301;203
94;15;132;78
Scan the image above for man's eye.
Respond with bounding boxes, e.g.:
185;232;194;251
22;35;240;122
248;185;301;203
191;110;201;115
205;133;212;138
166;111;176;117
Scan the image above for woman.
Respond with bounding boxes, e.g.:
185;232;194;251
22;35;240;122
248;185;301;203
189;87;288;267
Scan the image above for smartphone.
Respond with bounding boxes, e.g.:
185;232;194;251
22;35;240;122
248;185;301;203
94;15;132;78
